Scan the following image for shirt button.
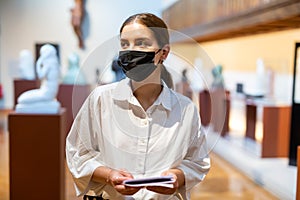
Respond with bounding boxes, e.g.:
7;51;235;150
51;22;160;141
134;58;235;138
142;120;148;125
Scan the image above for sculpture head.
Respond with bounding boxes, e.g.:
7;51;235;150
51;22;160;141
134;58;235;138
36;44;59;73
20;49;33;61
212;65;223;78
39;44;57;60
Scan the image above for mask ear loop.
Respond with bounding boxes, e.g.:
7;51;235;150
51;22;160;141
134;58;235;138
155;49;162;54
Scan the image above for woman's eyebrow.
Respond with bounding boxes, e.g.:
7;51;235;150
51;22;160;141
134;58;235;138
135;37;151;41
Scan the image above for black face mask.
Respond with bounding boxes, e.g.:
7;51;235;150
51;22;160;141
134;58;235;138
117;50;159;82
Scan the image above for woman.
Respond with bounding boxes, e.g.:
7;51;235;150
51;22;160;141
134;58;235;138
66;13;210;200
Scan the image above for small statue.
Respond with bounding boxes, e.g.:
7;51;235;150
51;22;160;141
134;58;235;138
211;65;224;89
175;68;193;99
15;44;61;114
19;49;35;80
255;58;267;96
62;52;86;85
71;0;85;49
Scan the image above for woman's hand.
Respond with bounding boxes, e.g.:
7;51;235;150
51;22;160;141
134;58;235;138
146;169;184;195
107;169;142;195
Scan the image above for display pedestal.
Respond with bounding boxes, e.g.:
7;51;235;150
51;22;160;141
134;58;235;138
245;103;257;139
8;109;67;200
199;90;211;127
262;106;291;157
245;100;291;157
57;84;91;132
222;90;230;136
199;89;230;136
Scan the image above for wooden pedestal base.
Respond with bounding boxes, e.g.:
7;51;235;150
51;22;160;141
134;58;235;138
57;84;91;133
245;102;291;158
262;106;291;157
8;109;67;200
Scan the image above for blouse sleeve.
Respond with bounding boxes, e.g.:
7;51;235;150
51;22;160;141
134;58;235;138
65;91;105;196
177;104;211;193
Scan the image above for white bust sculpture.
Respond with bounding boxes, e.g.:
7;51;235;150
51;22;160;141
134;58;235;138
15;44;61;114
19;49;35;80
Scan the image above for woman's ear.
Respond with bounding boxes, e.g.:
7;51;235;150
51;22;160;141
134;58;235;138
161;45;170;60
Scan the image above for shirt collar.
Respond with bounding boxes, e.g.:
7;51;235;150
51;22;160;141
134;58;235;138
153;80;172;111
112;78;133;101
112;78;173;111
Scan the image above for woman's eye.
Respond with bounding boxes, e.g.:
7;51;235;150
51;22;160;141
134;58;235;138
136;40;150;48
120;41;129;48
136;40;144;47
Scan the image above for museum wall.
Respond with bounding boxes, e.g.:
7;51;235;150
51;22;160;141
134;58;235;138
171;29;300;103
0;0;162;109
201;29;300;73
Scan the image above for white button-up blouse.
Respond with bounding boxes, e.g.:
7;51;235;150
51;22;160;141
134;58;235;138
66;78;210;200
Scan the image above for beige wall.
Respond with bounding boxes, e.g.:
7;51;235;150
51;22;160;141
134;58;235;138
171;29;300;74
201;29;300;74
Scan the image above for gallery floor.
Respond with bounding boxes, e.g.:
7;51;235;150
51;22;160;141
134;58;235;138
0;109;282;200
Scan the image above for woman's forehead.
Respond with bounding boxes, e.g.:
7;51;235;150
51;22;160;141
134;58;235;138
120;23;155;40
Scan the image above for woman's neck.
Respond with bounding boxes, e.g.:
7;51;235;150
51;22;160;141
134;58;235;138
132;81;162;111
